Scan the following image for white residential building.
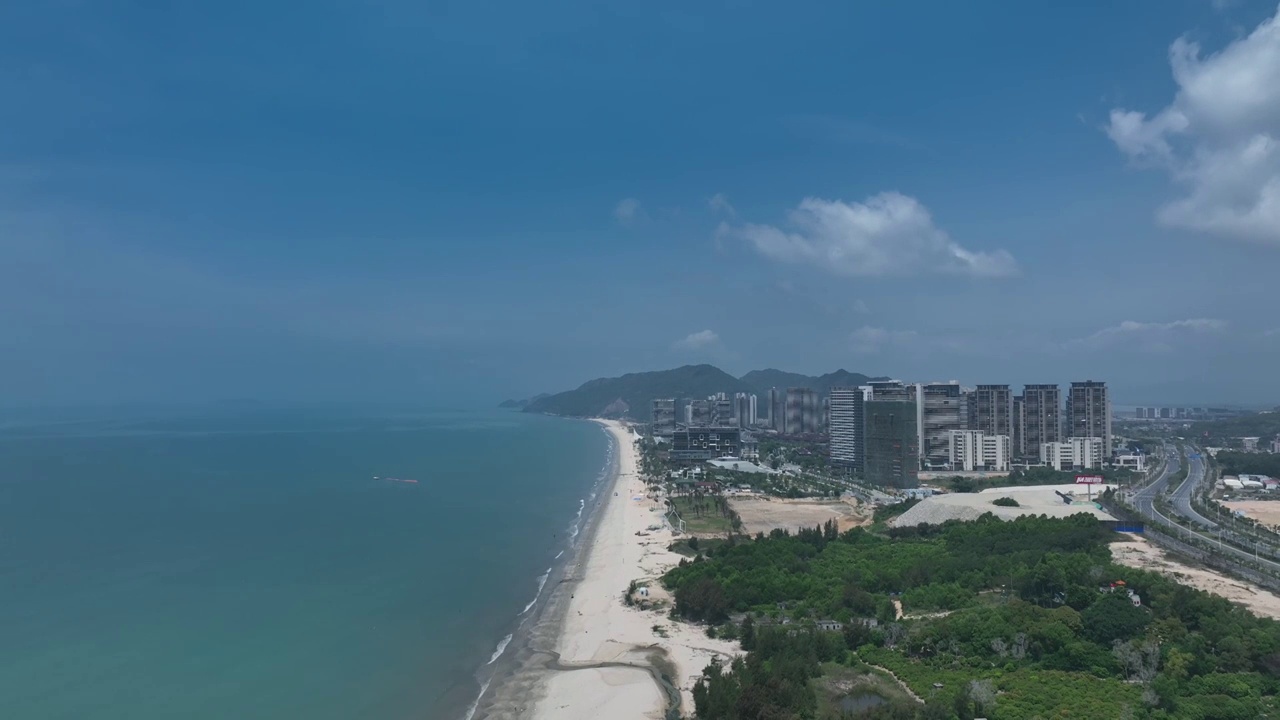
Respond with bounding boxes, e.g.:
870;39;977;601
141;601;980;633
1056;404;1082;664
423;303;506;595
1115;454;1146;472
948;430;1011;472
1041;437;1105;471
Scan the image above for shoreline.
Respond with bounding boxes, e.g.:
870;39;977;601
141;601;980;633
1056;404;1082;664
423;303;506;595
473;419;740;720
460;420;616;720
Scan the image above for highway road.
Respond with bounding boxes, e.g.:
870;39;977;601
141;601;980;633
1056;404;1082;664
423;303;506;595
1170;451;1217;529
1129;445;1280;573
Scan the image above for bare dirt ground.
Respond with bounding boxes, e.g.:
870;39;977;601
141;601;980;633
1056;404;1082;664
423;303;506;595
1223;500;1280;527
1111;535;1280;620
728;496;872;535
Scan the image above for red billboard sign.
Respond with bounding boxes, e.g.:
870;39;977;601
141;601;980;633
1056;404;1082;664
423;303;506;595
1075;475;1104;484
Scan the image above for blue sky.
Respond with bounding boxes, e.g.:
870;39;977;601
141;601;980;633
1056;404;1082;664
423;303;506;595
3;0;1280;407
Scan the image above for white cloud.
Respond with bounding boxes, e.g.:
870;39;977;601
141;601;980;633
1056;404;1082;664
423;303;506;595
614;197;641;224
673;329;720;351
708;193;736;217
722;192;1019;277
852;299;871;315
1108;7;1280;244
1069;318;1227;352
850;326;918;354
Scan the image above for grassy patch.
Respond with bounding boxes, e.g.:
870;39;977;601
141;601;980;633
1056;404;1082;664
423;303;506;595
668;495;733;535
858;646;1145;718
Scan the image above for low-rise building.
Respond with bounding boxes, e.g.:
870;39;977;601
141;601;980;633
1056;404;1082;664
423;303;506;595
1041;437;1105;471
947;430;1011;472
1115;454;1146;472
670;427;742;462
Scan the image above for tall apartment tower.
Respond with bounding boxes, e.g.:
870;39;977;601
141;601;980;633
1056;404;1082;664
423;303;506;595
651;398;677;437
1066;380;1112;454
970;384;1013;437
915;382;965;469
711;396;734;427
1011;395;1025;458
768;388;783;431
1019;384;1061;458
828;386;870;471
748;394;758;426
734;393;751;429
864;399;920;488
785;387;820;434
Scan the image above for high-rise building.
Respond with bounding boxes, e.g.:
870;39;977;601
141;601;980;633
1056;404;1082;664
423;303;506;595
768;388;783;431
651;398;676;437
712;396;734;427
688;399;712;427
970;384;1013;437
948;430;1011;472
1066;380;1111;455
1012;395;1025;459
1020;384;1061;458
867;380;913;402
785;387;820;435
803;390;822;434
748;394;758;426
864;399;919;488
734;393;751;429
1041;437;1104;471
828;386;870;471
916;382;965;469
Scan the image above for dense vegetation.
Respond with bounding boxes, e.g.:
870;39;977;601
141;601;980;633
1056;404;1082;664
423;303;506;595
664;515;1280;719
1191;412;1280;448
1216;450;1280;478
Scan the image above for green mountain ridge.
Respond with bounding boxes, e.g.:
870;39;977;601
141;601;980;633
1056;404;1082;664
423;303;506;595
522;365;888;420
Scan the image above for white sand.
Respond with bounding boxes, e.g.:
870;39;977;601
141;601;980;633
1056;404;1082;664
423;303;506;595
891;484;1117;527
1111;535;1280;620
530;420;741;720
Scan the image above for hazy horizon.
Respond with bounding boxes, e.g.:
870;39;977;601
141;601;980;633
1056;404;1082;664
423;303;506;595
5;1;1280;407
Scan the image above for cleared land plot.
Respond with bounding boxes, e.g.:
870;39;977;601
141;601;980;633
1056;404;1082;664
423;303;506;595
1111;535;1280;620
1223;500;1280;527
890;484;1117;528
729;496;871;535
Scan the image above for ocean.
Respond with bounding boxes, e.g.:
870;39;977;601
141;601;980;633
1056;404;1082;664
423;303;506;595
0;408;610;720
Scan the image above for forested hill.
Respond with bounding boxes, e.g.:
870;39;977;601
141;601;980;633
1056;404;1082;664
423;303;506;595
738;368;888;397
523;365;750;419
523;365;886;420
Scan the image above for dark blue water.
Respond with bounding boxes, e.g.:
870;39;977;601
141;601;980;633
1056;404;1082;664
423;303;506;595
0;408;608;720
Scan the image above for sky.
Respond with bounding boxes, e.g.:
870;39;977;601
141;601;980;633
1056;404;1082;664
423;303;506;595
3;0;1280;408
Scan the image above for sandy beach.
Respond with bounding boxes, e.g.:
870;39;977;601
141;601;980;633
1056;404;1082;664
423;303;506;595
477;419;740;720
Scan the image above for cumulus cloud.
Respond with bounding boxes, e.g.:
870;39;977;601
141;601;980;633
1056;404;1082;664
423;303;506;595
1069;318;1227;352
673;329;720;351
708;193;736;217
614;197;642;224
721;192;1019;277
850;326;919;354
1107;7;1280;244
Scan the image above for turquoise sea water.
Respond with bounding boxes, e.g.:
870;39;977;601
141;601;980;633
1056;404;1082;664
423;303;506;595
0;408;608;720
